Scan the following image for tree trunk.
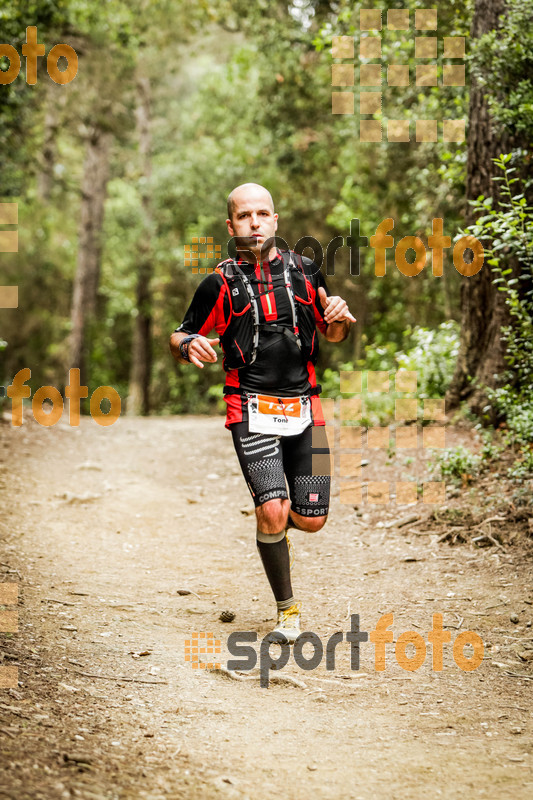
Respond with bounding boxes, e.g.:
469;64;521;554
446;0;509;415
37;88;67;201
69;127;111;379
127;76;153;416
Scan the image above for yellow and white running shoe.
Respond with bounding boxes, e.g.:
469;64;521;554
270;601;301;644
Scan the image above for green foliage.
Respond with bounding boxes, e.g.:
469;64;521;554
320;319;459;426
319;366;341;398
158;363;225;416
472;0;533;140
314;0;468;347
359;394;395;427
0;0;74;195
505;406;533;448
508;449;533;481
432;445;481;484
468;155;533;471
320;342;397;398
5;0;523;424
480;430;503;462
396;321;460;398
479;402;533;480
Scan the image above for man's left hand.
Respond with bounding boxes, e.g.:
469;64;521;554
318;286;356;324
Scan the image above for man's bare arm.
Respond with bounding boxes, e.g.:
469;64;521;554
169;331;220;369
325;319;351;342
169;331;189;364
317;287;355;343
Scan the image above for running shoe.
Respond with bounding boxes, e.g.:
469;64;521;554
270;601;301;644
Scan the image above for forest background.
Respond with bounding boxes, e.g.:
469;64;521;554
0;0;532;476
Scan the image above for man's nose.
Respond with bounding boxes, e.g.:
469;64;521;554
250;214;259;227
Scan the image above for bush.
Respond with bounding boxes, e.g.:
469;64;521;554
468;154;533;477
508;449;533;481
319;324;459;426
396;322;460;398
432;445;481;484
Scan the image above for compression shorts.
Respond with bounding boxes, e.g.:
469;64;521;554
230;421;331;516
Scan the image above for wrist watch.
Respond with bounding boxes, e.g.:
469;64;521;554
179;334;200;362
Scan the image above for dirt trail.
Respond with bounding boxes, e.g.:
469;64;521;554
0;414;532;800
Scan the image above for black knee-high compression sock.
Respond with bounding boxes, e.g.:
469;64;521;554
256;529;294;603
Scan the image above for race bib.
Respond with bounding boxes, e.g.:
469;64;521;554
248;394;312;436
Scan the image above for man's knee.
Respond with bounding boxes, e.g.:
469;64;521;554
292;513;328;533
303;515;327;533
256;498;289;534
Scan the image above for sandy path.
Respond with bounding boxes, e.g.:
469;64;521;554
0;414;532;799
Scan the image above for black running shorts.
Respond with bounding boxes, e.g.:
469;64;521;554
230;421;331;517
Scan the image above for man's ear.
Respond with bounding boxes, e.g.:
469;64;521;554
226;218;234;236
273;213;278;231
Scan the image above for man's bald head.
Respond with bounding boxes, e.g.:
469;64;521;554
227;183;275;222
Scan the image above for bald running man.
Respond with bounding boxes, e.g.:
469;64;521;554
170;183;355;642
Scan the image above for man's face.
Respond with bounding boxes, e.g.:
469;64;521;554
226;186;278;260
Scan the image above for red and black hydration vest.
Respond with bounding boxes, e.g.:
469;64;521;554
215;251;320;371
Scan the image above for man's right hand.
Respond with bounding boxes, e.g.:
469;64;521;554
186;336;220;369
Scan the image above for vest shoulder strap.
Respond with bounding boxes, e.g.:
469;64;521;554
216;260;239;279
281;250;304;273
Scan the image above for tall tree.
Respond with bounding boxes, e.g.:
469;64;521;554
127;74;153;415
65;3;136;383
69;125;112;377
37;87;68;201
447;0;531;413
